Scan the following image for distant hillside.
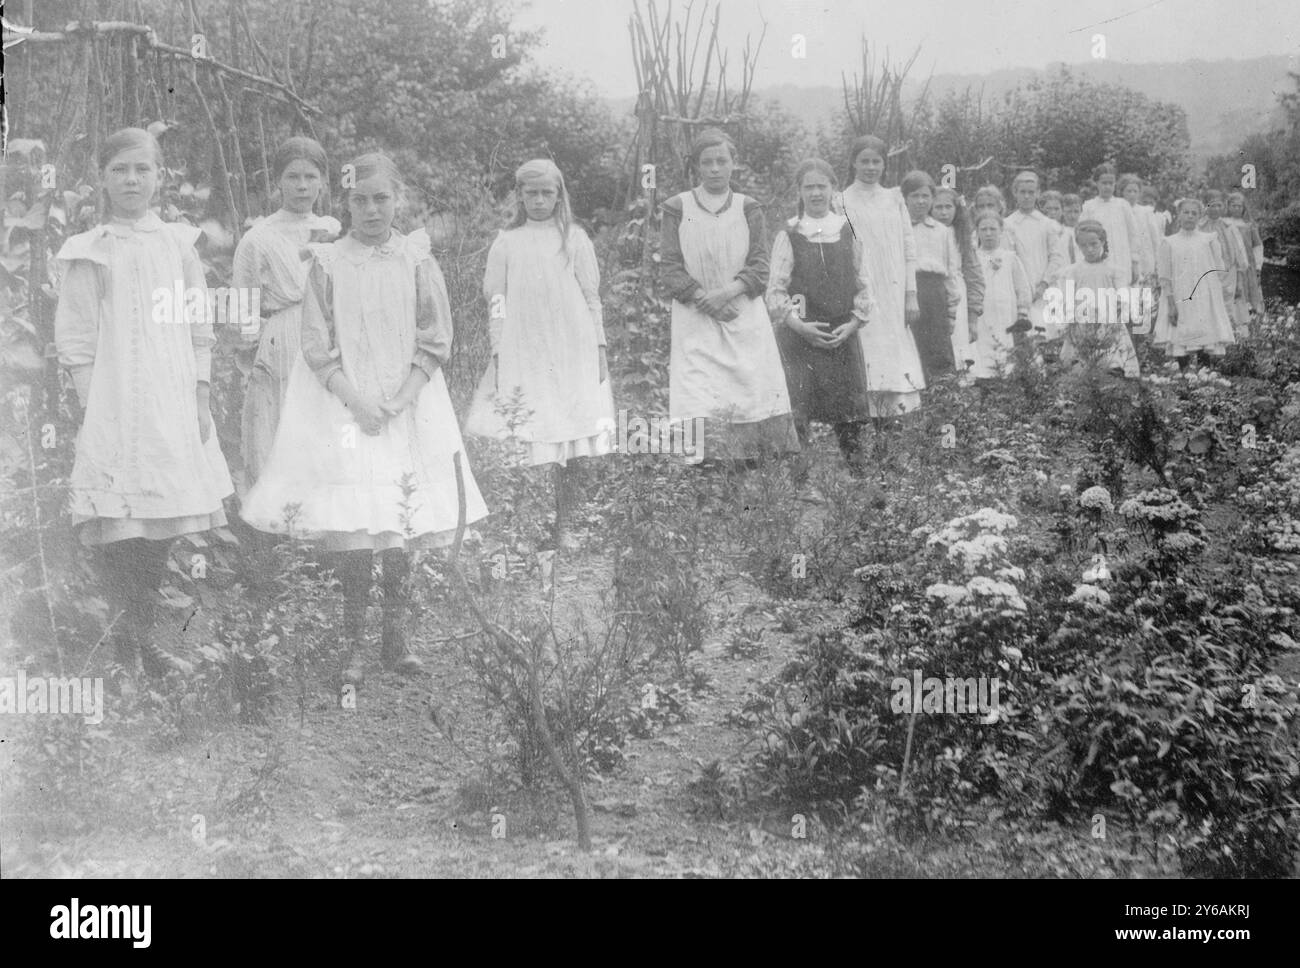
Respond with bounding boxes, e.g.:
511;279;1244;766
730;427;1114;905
609;55;1298;163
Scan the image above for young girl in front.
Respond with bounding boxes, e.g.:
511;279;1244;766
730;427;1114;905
232;137;340;492
242;153;489;686
1058;220;1140;377
55;127;233;676
970;211;1031;380
901;170;962;381
767;158;874;469
659;128;798;464
838;135;926;424
1154;198;1236;365
931;187;982;380
1081;164;1141;285
465;159;614;548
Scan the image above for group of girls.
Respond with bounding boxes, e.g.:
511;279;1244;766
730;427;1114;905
55;124;1267;684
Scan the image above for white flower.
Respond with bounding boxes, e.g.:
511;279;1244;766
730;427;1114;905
996;565;1026;583
1068;584;1112;606
1078;486;1113;512
925;582;970;606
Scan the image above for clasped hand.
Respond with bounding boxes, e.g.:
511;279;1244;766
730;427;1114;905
789;315;858;349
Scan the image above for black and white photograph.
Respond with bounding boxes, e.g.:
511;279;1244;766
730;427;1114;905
2;0;1300;901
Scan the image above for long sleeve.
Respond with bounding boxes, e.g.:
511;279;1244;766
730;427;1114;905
483;232;508;354
300;259;341;388
900;193;917;295
1122;203;1146;275
1227;224;1248;270
957;230;985;316
230;232;263;344
571;228;607;346
1157;237;1173;288
54;259;104;404
657;196;702;303
1010;255;1032;316
735;197;770;297
181;240;214;382
942;231;962;316
413;255;454;376
765;229;797;326
1248;223;1263;267
851;238;878;325
1044;218;1065;285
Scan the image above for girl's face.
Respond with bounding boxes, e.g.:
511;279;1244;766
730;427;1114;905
905;186;933;223
696;144;735;194
1178;204;1202;231
1077;230;1105;262
1141;189;1158;208
1121;182;1141;205
347;173;397;244
1041;197;1063;222
799;170;834;218
976;219;1001;249
974;190;1000;215
853;149;885;186
1097;175;1116;199
1205;197;1225;220
280;158;323;215
1013;181;1038;212
1227;196;1245;218
521;176;560;220
103;146;159;219
931;195;956;226
1063;203;1081;226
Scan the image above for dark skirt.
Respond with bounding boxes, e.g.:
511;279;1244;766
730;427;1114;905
776;320;872;436
913;270;956;382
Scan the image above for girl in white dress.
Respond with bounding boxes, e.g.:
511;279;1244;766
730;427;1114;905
971;211;1032;380
1081;164;1141;285
242;153;489;685
1058;221;1141;377
232;137;340;492
659;128;799;464
838;135;925;422
1154;198;1236;364
465;159;614;549
55;128;233;676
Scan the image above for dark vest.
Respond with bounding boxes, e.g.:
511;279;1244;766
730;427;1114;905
787;228;858;325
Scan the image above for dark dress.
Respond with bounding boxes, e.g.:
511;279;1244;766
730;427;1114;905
774;228;871;445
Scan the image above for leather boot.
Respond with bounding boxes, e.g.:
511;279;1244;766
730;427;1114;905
380;549;422;675
337;550;373;689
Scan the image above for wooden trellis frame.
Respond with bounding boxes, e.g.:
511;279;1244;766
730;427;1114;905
623;0;767;275
3;1;323;238
1;0;323;415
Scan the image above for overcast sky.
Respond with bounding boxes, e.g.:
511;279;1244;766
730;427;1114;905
514;0;1300;97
